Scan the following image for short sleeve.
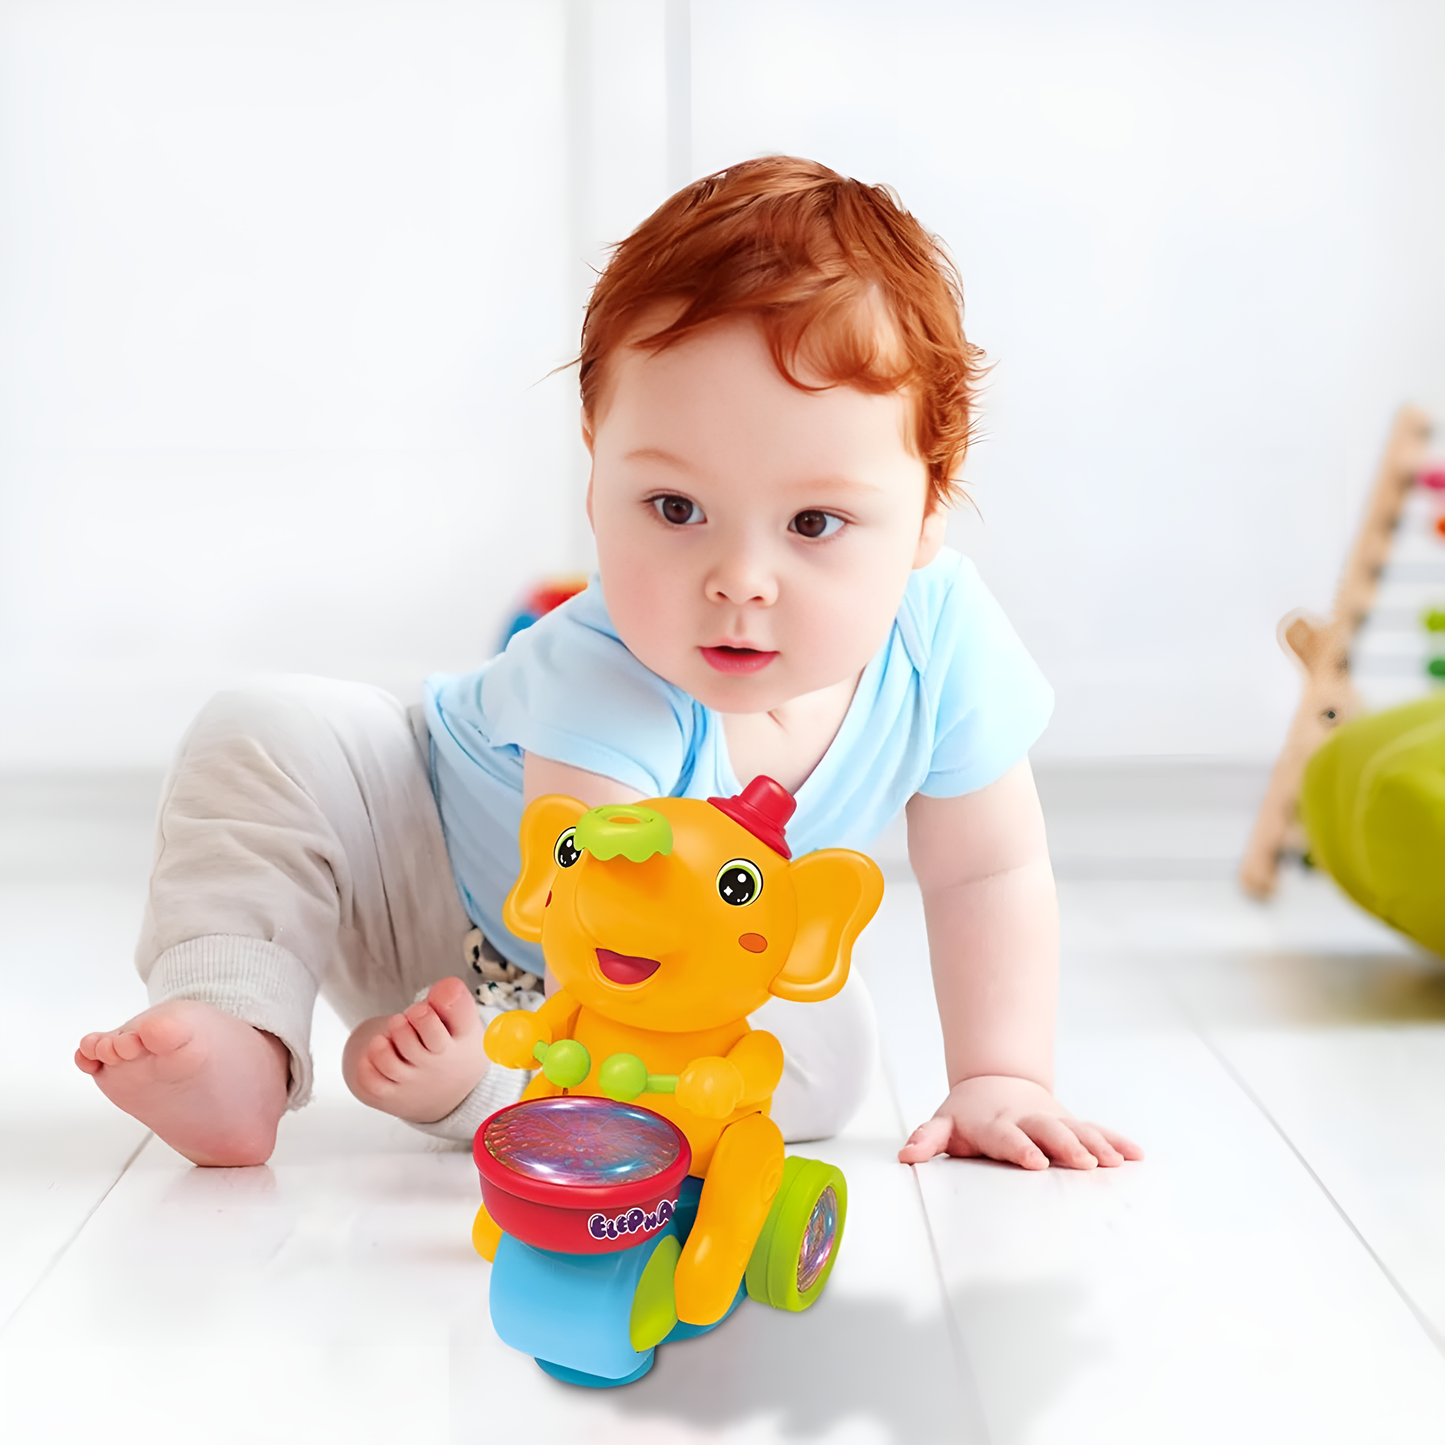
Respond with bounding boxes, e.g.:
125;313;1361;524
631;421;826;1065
911;553;1054;797
479;581;697;797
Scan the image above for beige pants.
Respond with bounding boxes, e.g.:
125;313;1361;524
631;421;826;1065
138;675;877;1143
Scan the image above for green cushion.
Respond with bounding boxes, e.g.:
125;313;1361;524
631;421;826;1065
1301;692;1445;955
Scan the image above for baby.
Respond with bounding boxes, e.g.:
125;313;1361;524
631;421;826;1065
76;156;1140;1174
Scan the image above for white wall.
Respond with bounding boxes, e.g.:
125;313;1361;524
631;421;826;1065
0;0;587;766
4;0;1445;767
690;0;1445;757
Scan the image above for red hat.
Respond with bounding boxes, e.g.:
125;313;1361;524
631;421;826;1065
707;776;796;859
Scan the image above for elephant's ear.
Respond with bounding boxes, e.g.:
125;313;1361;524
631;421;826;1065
503;795;587;943
770;849;885;1003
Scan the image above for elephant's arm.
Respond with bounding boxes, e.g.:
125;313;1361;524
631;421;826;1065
482;988;581;1069
726;1028;784;1106
675;1029;783;1117
534;987;581;1040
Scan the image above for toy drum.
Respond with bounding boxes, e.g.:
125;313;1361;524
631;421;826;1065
474;1096;692;1256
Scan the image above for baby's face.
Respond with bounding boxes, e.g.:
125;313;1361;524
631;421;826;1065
586;317;944;714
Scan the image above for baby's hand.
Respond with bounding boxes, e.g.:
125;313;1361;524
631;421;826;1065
899;1075;1143;1171
483;1009;550;1071
676;1056;745;1118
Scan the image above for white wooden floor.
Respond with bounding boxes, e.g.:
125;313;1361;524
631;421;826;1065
4;767;1445;1444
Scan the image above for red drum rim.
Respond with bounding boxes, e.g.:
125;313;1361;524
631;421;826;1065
474;1096;692;1212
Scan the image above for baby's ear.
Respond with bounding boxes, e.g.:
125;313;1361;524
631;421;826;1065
770;850;885;1003
504;795;588;943
912;504;948;570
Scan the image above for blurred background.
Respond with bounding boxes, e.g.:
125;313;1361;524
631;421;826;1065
4;0;1445;771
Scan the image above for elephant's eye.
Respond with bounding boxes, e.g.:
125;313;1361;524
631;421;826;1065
717;859;762;906
555;828;582;868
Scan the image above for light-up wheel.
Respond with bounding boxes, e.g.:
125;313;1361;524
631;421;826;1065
744;1156;847;1312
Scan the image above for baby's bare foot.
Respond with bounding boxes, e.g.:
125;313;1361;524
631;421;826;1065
75;1001;290;1167
342;976;488;1124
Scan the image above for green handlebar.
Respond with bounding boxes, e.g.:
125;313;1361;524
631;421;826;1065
532;1041;677;1102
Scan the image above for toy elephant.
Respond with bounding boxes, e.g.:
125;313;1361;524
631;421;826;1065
476;775;883;1350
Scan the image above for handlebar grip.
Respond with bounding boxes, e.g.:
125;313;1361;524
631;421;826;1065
598;1052;678;1102
532;1038;591;1087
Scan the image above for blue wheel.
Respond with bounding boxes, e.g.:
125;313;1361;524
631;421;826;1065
490;1228;676;1383
536;1353;655;1388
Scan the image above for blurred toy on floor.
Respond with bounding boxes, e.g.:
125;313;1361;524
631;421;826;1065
1299;692;1445;957
498;576;588;653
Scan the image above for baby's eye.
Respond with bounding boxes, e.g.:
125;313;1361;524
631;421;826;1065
790;510;844;540
652;495;706;526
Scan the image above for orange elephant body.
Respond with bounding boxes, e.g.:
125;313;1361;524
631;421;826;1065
482;777;883;1325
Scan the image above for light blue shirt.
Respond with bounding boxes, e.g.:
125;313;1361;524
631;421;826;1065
423;547;1053;972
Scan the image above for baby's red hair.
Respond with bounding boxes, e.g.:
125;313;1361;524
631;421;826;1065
579;156;985;511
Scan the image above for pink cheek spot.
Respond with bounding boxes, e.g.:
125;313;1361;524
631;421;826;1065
739;933;768;954
545;891;552;908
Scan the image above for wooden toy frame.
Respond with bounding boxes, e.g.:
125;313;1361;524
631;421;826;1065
1239;404;1433;898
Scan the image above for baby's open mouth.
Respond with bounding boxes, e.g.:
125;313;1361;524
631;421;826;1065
700;645;778;676
595;948;662;985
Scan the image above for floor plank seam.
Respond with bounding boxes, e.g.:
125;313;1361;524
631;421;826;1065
1189;1026;1445;1358
0;1130;153;1340
908;1162;994;1443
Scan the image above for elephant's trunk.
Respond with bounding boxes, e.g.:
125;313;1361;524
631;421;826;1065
573;848;681;957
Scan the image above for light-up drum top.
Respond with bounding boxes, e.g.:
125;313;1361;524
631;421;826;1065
474;1096;692;1255
487;1096;680;1188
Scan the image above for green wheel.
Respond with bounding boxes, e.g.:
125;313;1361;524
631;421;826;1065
744;1156;847;1312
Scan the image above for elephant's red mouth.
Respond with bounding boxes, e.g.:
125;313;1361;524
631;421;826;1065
595;948;661;986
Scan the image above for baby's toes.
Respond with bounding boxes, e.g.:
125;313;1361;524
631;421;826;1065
134;1009;194;1057
401;1001;451;1054
386;1015;433;1065
426;976;480;1038
364;1032;410;1086
112;1030;149;1063
92;1031;140;1067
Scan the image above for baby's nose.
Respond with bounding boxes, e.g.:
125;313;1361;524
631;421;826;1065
704;555;778;607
